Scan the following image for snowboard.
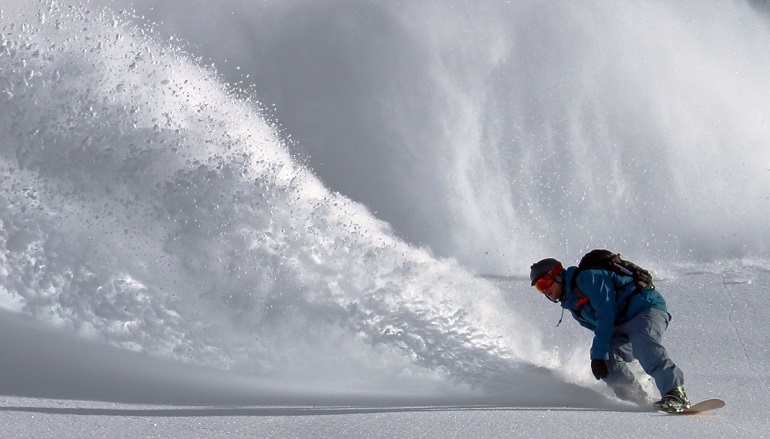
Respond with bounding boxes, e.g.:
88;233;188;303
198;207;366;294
660;398;725;415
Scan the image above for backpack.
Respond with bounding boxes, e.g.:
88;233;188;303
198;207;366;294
572;249;654;291
567;249;654;323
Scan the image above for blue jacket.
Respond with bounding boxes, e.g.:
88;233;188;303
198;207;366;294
562;266;667;360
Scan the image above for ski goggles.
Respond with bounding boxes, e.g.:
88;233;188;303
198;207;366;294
533;274;555;293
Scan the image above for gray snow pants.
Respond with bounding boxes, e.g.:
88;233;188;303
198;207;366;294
604;307;685;400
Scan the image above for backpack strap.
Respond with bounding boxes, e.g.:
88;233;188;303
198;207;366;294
569;267;590;323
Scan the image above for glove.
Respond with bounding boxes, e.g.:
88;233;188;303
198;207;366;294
591;359;610;380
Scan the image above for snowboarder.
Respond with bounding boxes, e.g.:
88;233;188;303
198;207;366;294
529;257;690;412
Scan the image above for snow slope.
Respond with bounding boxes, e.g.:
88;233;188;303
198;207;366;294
1;0;770;437
1;264;769;438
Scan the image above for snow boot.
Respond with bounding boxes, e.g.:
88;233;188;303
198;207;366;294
654;386;691;413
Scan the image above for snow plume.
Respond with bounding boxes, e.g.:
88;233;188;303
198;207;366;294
103;0;770;272
0;0;553;399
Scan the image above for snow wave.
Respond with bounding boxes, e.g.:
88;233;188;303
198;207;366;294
105;0;770;270
0;0;546;396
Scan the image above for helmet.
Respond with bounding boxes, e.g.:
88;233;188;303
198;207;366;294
530;258;563;285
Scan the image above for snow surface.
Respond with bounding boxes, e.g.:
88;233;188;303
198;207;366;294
2;266;769;438
1;0;770;437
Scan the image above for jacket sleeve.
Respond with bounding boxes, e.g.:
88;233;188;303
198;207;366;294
580;270;617;360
